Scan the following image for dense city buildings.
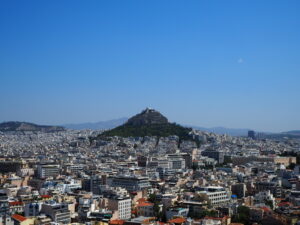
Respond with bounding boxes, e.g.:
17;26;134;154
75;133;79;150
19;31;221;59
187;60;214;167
0;109;300;225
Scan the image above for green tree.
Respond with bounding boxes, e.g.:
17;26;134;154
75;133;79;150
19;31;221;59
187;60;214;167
231;206;250;225
148;193;157;203
190;210;218;219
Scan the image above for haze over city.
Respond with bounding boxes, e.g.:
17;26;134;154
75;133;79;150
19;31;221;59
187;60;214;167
2;2;300;225
1;1;300;132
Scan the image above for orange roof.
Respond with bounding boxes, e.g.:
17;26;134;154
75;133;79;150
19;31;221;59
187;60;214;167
9;201;24;206
159;222;169;225
137;202;154;207
137;198;147;203
260;207;271;212
204;216;228;221
168;218;186;224
41;195;52;198
278;202;292;207
12;214;27;222
109;220;125;225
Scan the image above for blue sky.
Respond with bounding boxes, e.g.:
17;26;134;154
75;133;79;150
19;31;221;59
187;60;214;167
0;0;299;132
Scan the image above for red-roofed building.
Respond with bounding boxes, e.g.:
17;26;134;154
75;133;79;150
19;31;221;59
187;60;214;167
137;198;147;203
109;219;125;225
9;202;24;206
159;222;169;225
40;195;52;200
136;201;154;217
9;201;24;215
260;207;271;213
201;216;231;225
168;217;186;225
278;202;293;207
11;214;34;225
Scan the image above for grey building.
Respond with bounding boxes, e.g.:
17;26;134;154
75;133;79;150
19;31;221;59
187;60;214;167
37;164;60;179
41;203;71;224
108;175;151;192
201;150;224;164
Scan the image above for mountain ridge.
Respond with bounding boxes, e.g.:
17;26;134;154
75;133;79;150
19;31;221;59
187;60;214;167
62;119;253;136
60;118;297;137
2;117;298;137
63;117;128;130
0;121;65;132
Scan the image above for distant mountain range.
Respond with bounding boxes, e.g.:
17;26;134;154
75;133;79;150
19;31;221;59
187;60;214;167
63;117;128;130
1;116;299;138
64;118;300;137
188;126;251;136
284;130;300;135
0;121;65;132
62;117;251;136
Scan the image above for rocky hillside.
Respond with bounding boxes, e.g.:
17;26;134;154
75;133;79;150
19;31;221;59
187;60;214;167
99;108;194;141
0;121;65;132
126;108;168;126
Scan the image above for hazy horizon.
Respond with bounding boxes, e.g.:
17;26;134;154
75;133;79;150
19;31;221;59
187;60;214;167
1;1;300;132
0;110;296;134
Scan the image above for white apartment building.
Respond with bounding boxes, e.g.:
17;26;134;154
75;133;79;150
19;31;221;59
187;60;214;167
107;197;131;220
197;186;230;206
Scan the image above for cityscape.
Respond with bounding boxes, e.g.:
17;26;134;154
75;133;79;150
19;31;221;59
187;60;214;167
0;108;300;225
1;1;300;225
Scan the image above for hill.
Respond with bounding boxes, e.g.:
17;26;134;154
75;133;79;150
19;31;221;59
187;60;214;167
284;130;300;136
189;125;250;136
99;108;194;141
0;121;65;132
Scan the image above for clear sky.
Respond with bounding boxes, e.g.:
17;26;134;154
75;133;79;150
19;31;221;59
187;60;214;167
0;0;299;132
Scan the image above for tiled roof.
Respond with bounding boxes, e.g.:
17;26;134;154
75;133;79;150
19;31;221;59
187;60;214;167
12;214;27;222
9;201;24;206
137;202;154;207
109;220;125;225
278;201;292;207
41;195;52;198
168;218;186;224
137;198;147;203
260;207;271;212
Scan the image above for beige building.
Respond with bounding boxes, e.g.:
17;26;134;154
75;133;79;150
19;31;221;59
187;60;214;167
274;157;296;166
11;214;34;225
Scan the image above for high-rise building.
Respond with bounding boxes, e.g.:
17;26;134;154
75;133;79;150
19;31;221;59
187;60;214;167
248;130;256;139
90;175;105;194
137;156;148;167
231;183;246;198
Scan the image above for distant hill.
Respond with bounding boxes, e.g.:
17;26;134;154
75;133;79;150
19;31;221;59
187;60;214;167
0;121;65;132
62;116;251;136
60;113;299;138
63;117;128;130
262;130;300;139
284;130;300;136
189;126;250;136
98;108;194;141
